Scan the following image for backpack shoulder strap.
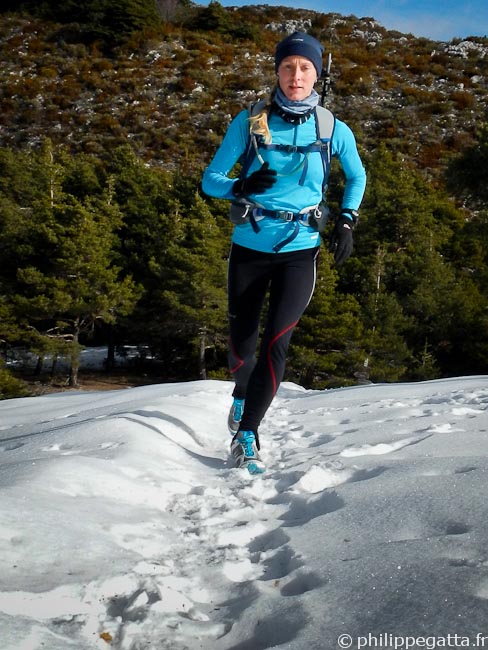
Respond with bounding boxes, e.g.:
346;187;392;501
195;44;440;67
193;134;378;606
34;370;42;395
314;105;335;141
250;99;267;118
314;106;335;198
239;100;268;180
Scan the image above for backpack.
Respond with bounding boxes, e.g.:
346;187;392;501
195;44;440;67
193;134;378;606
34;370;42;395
229;100;336;250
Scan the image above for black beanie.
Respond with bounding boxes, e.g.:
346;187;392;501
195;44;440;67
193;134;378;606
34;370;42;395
274;32;324;77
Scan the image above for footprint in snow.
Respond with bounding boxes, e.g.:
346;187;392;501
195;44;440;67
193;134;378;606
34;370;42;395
274;463;387;496
222;557;263;583
454;465;477;474
105;586;160;623
451;406;486;417
340;435;428;457
258;543;304;581
223;600;307;650
279;570;325;597
276;490;344;527
0;441;24;452
40;441;124;454
444;521;471;536
216;521;268;547
308;433;335;448
248;528;290;553
449;558;485;568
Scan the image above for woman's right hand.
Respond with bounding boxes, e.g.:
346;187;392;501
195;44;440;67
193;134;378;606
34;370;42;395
232;162;277;197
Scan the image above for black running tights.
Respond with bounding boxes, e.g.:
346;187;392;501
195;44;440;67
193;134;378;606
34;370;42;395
227;243;320;435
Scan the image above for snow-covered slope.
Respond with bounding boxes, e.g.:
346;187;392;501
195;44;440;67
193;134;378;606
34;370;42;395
1;376;487;649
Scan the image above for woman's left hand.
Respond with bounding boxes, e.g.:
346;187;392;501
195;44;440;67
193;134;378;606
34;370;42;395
329;216;354;265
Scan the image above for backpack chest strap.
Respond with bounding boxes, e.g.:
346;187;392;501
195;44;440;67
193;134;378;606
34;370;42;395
258;141;330;155
256;138;331;186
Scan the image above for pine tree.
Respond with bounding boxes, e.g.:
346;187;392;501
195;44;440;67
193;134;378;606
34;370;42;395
13;193;140;385
342;145;444;379
7;0;161;49
158;192;228;379
107;147;230;380
106;145;175;360
0;361;30;400
0;143;140;386
289;260;366;388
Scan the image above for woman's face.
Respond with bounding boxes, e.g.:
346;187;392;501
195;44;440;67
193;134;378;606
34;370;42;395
277;55;317;101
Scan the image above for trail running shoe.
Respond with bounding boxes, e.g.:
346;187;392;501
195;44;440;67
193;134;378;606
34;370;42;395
230;430;265;474
228;398;245;434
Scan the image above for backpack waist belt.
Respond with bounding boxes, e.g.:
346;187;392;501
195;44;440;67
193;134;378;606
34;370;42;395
250;206;321;252
252;207;317;223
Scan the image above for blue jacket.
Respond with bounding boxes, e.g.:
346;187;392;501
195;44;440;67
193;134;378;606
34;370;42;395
202;107;366;253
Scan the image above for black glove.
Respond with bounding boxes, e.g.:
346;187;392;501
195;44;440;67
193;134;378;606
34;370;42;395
232;162;277;197
329;215;354;266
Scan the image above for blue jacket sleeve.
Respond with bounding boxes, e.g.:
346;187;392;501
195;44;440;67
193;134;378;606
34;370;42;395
202;110;249;199
331;119;366;211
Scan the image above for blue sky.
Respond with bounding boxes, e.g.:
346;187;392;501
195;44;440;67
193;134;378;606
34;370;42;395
214;1;488;41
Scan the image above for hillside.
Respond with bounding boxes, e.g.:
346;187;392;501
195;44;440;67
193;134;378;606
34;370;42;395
1;5;487;178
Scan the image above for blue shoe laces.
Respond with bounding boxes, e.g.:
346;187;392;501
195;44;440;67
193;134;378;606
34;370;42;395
238;430;255;457
233;398;244;421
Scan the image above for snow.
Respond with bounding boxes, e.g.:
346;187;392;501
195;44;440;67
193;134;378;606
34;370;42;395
1;364;488;649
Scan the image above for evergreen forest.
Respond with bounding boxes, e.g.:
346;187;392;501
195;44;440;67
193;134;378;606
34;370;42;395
1;0;488;398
